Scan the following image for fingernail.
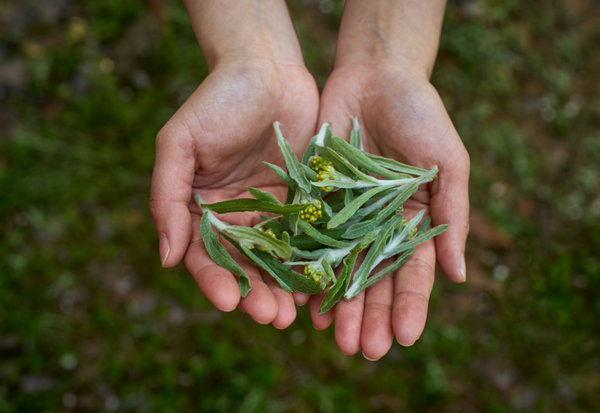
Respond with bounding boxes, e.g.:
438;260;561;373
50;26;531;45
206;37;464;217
160;233;170;267
398;340;416;347
460;254;467;282
362;351;380;362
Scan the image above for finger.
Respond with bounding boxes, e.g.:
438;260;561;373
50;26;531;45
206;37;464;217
150;125;195;268
262;273;297;329
334;290;365;355
309;293;334;330
236;267;279;325
392;238;436;346
184;234;279;324
430;145;470;282
361;273;394;361
184;238;240;312
293;292;310;306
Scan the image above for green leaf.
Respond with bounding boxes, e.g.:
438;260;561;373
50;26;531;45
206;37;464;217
282;231;290;244
342;169;438;239
302;136;318;165
386;224;449;257
200;214;251;297
342;182;418;239
341;219;377;240
331;137;411;180
311;175;360;190
289;213;299;234
364;152;430;176
314;122;332;150
350;116;362;149
222;226;292;259
417;216;431;233
343;188;354;205
256;215;283;237
387;209;427;252
202;198;305;215
301;164;318;181
247;187;282;205
273;122;312;193
322;258;336;283
319;262;351;314
263;161;295;187
327;185;394;229
351;188;402;220
323;191;345;212
245;247;321;294
285;183;296;205
325;147;378;184
241;244;292;293
361;248;415;291
298;219;351;248
324;131;333;148
318;243;364;314
345;214;403;298
290;246;330;260
290;228;347;250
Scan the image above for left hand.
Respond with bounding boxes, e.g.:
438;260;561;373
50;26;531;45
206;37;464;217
310;63;470;360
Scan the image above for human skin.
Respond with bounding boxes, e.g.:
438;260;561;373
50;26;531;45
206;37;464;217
150;0;470;357
149;0;320;328
306;0;470;360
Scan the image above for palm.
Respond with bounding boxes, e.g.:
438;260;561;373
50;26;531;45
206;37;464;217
151;61;319;327
312;65;470;358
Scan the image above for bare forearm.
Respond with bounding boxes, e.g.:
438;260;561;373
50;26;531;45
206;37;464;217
182;0;304;70
334;0;446;77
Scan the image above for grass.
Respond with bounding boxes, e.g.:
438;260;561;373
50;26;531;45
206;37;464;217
0;0;599;411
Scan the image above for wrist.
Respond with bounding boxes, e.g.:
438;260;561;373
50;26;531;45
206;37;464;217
208;43;306;73
334;0;446;79
183;0;305;72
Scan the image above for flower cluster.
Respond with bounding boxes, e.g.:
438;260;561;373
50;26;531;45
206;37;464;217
309;155;331;172
310;156;335;192
299;200;323;222
256;228;278;251
303;264;325;286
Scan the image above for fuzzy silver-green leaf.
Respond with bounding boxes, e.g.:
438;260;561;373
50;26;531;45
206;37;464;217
327;185;394;229
223;226;292;259
202;198;305;215
200;213;251;297
273;122;312;193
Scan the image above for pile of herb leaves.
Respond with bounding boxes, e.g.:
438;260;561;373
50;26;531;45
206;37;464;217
196;117;447;313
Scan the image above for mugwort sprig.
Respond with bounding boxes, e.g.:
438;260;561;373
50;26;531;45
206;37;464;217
194;116;448;312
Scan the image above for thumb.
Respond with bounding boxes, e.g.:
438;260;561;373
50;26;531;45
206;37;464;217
430;149;470;283
149;126;195;268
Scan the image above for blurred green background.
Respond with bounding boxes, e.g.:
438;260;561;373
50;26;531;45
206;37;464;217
1;0;599;411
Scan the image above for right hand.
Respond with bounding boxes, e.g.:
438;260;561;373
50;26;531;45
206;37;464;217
150;57;319;328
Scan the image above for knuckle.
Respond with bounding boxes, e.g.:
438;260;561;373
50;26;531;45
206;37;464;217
156;126;194;153
402;256;434;276
394;290;429;306
148;197;163;220
364;301;392;315
454;148;471;172
155;127;169;146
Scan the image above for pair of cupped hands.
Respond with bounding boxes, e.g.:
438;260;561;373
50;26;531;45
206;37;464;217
150;54;470;360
